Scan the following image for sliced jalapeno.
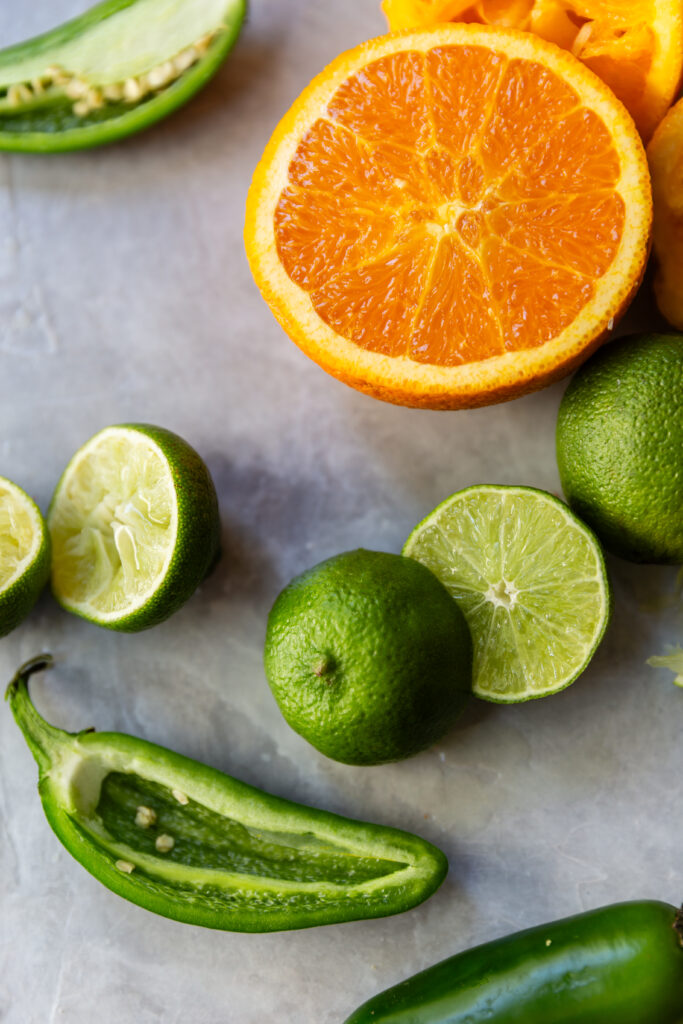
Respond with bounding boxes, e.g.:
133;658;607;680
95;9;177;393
344;901;683;1023
6;656;447;932
0;0;246;152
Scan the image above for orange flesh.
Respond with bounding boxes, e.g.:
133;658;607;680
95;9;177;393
274;46;624;366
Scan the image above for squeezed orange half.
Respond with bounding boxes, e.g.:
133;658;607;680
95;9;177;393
382;0;683;142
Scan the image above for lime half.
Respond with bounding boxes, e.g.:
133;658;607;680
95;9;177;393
403;485;611;702
48;425;220;632
0;476;50;637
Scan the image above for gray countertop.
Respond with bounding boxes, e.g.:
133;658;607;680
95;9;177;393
0;2;681;1022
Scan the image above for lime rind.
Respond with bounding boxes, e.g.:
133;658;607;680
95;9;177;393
0;476;50;637
403;485;612;703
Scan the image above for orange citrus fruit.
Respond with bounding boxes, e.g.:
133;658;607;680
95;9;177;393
245;26;651;410
382;1;683;142
647;96;683;329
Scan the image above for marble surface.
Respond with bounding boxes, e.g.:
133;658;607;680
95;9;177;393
0;2;681;1021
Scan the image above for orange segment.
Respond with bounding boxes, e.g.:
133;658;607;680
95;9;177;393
411;234;504;363
484;236;595;346
427;45;506;153
245;25;651;409
274;187;396;291
382;0;683;141
328;51;431;150
647;96;683;329
487;193;625;276
310;229;436;354
479;57;579;177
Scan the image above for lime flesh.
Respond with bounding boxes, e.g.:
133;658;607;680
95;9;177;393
403;485;611;702
48;424;220;631
0;476;50;637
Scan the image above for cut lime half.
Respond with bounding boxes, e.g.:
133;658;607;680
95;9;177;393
403;485;611;702
0;476;50;637
48;425;220;632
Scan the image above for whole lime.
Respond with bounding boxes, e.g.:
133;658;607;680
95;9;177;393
556;333;683;564
264;549;472;765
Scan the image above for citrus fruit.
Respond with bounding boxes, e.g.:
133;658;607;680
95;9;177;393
263;549;472;765
556;333;683;564
648;97;683;330
381;1;683;142
245;25;651;409
403;485;611;702
0;476;50;637
48;424;221;631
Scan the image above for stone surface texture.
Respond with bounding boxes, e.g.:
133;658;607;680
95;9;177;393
0;2;681;1022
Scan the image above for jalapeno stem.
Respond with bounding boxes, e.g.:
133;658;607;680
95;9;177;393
5;654;66;773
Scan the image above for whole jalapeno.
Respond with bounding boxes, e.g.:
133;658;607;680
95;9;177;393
7;656;448;932
344;900;683;1023
0;0;246;152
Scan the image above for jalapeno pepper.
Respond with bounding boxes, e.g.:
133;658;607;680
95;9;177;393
0;0;246;152
344;900;683;1023
6;655;447;932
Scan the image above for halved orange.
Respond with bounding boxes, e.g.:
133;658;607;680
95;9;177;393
245;26;651;409
647;96;683;329
382;1;683;142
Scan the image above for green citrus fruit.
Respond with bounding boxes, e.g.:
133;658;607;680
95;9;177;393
403;485;611;703
0;476;50;637
48;424;220;631
263;549;472;766
556;333;683;564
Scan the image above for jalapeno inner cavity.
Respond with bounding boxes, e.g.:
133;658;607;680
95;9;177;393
0;0;243;134
78;771;407;886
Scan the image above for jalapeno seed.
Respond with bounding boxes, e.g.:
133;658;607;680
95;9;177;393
135;805;157;829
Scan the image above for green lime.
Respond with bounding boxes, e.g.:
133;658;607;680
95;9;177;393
48;424;220;632
556;333;683;564
0;476;50;637
403;485;611;703
263;549;472;766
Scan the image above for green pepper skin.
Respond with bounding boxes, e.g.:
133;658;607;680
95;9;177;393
6;656;448;932
345;901;683;1023
0;0;246;153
